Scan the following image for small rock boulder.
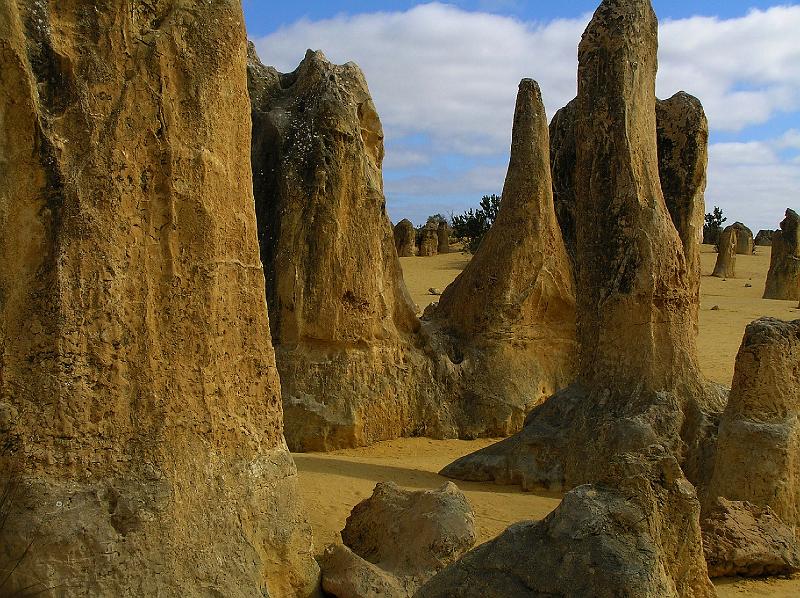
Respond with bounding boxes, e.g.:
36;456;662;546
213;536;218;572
702;498;800;578
320;482;476;597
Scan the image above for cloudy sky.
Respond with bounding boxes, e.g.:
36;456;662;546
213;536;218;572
245;1;800;232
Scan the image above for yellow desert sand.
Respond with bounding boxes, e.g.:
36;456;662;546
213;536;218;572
295;243;800;597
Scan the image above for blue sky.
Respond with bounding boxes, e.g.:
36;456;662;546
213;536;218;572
245;2;800;231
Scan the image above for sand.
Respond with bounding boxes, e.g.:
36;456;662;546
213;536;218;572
296;243;800;596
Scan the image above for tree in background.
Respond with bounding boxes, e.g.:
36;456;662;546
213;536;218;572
451;194;501;253
703;206;726;247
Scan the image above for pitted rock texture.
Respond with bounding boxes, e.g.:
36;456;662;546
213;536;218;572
712;226;737;278
442;0;725;492
763;209;800;300
418;225;439;257
702;498;800;578
425;80;577;436
731;222;755;255
394;219;417;257
248;47;445;451
0;3;317;596
755;229;775;246
320;482;476;597
420;448;715;598
706;318;800;532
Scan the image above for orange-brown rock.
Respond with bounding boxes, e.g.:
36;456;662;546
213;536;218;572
418;225;439;257
425;79;577;435
394;219;417;257
437;221;450;254
422;447;715;598
248;48;450;451
0;3;317;596
656;92;708;294
763;209;800;300
731;222;755;255
442;0;725;491
706;318;800;532
712;226;738;278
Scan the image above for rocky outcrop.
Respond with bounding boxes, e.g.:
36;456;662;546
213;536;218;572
551;93;708;271
437;221;450;254
656;92;708;293
249;48;447;451
420;448;715;598
395;219;417;257
706;318;800;531
731;222;754;254
712;226;737;278
764;209;800;300
0;3;317;596
441;0;725;492
320;482;475;597
418;226;439;257
424;80;577;435
702;498;800;578
755;229;775;246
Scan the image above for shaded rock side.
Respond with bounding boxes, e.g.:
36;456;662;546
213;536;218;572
394;219;417;257
320;482;476;597
656;91;708;297
0;3;317;596
706;318;800;531
425;80;577;436
248;48;443;451
731;222;755;255
702;498;800;578
755;229;775;246
549;98;578;265
763;209;800;300
419;448;715;598
418;226;439;257
441;0;725;492
712;226;737;278
437;221;450;254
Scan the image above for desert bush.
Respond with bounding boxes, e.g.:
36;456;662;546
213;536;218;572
451;194;501;253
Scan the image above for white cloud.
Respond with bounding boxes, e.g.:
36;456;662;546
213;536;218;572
253;3;800;228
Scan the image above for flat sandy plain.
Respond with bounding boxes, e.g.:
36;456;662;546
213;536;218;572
295;244;800;596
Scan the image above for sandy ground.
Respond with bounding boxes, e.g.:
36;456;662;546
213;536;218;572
296;243;800;596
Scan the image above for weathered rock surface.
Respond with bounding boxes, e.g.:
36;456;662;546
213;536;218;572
320;482;475;597
395;219;417;257
706;318;800;531
441;0;725;492
764;209;800;300
436;221;450;254
731;222;755;255
418;225;439;257
712;226;737;278
424;80;577;435
702;498;800;578
755;229;775;246
656;92;708;293
420;447;715;598
551;92;709;272
0;3;317;596
249;48;443;451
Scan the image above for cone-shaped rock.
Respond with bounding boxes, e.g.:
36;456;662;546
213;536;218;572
713;226;738;278
441;0;725;491
705;318;800;532
394;219;417;257
763;209;800;300
0;4;317;595
248;48;444;451
425;80;577;434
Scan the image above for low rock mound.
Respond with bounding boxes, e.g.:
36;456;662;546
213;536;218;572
320;482;475;597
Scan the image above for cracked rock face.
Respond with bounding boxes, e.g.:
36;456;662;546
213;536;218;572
763;209;800;300
441;0;725;493
0;2;317;596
